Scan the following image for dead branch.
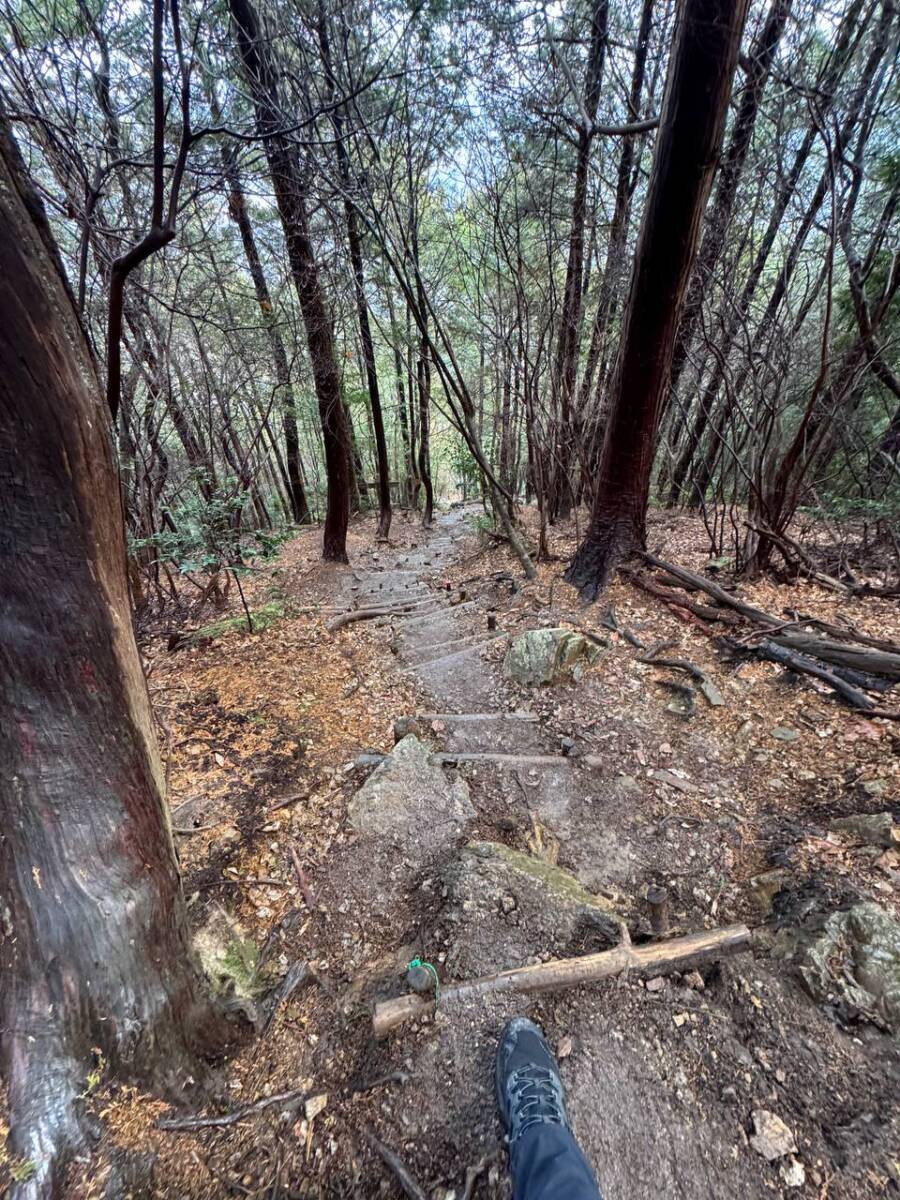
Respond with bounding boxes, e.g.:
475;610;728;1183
158;1087;308;1131
637;653;725;706
642;555;900;679
625;570;742;628
351;1070;409;1095
327;604;432;631
733;638;899;716
262;961;314;1035
364;1129;428;1200
289;844;317;911
373;923;751;1037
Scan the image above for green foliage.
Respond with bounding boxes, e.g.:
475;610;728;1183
802;495;898;522
469;512;497;539
130;473;289;579
9;1158;37;1184
447;439;481;493
80;1048;106;1098
190;599;287;643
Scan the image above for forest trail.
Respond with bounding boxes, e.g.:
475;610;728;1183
313;510;897;1199
73;508;898;1200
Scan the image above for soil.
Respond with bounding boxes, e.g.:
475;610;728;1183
19;505;899;1199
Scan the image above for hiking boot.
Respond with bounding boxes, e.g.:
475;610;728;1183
495;1017;569;1145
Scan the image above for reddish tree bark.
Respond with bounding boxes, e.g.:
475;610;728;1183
0;118;235;1200
566;0;750;598
229;0;351;561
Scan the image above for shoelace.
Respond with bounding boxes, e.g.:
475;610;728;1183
507;1065;567;1143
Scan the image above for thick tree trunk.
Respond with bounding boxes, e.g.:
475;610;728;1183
417;344;435;526
664;0;791;407
566;0;749;598
229;0;350;561
0;118;234;1200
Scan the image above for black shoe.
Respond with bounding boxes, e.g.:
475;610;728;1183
495;1017;569;1146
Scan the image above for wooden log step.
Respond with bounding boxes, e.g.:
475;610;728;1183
373;923;752;1037
397;600;480;626
417;712;539;722
429;752;603;768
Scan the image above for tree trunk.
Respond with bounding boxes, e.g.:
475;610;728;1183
219;139;311;525
317;4;392;540
566;0;750;598
664;0;791;407
387;289;414;506
229;0;350;561
549;0;609;519
666;0;866;504
0;118;235;1200
576;0;654;445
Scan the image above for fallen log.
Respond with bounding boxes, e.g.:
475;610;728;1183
372;922;751;1038
327;603;437;631
642;555;900;679
626;570;741;628
735;639;899;717
768;632;900;681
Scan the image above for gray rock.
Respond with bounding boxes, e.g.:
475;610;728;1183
860;778;888;799
829;811;897;848
794;901;900;1034
348;735;474;857
780;1158;806;1188
442;840;622;976
749;1109;797;1161
503;628;606;685
771;727;800;742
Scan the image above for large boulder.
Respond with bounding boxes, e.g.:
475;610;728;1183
348;734;474;858
441;840;623;976
503;628;606;685
790;902;900;1034
829;811;897;848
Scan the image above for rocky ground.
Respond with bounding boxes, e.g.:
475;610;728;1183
28;504;899;1199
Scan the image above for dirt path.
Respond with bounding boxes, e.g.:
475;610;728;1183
328;508;898;1200
114;510;897;1200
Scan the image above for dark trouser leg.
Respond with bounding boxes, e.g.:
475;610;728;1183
510;1123;603;1200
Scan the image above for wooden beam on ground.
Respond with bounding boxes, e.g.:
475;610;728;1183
417;712;540;722
430;751;603;767
398;600;480;626
373;923;752;1038
327;602;440;631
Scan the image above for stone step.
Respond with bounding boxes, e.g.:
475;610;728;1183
404;634;508;671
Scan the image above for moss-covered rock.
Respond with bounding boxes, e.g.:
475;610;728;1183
782;902;900;1035
503;628;606;685
442;840;622;977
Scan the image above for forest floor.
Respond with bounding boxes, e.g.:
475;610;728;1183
76;504;898;1199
